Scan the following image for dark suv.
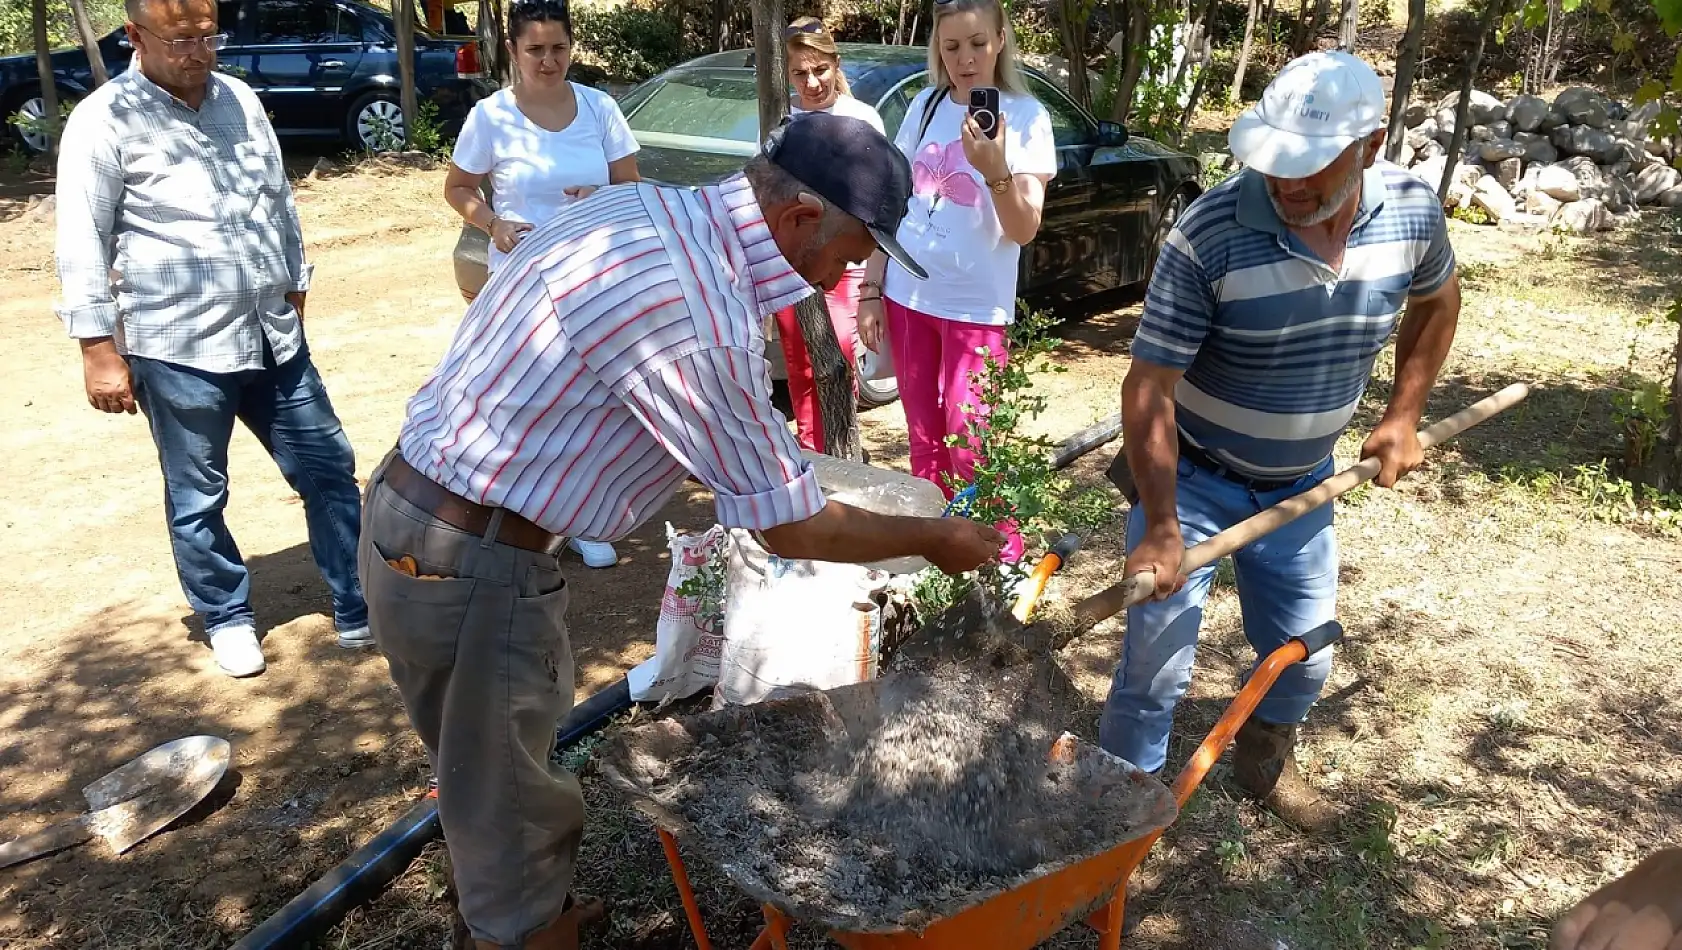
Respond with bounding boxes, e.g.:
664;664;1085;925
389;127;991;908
0;0;494;154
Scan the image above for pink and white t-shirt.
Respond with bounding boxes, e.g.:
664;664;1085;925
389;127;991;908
883;87;1056;326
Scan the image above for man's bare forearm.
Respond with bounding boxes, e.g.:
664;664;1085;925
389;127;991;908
1383;276;1460;430
759;499;942;564
1122;368;1182;533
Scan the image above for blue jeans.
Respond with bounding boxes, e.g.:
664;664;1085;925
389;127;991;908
129;345;367;636
1099;455;1338;774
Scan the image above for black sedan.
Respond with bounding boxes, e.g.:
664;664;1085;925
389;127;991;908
452;44;1201;407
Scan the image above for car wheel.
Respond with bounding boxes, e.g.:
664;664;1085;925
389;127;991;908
6;87;76;155
857;372;899;410
347;91;405;152
1144;189;1190;283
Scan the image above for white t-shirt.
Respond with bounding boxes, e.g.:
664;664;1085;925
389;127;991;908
883;88;1056;326
452;84;639;273
790;93;886;134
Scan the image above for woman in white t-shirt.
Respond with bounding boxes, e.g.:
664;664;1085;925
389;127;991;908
772;17;885;453
854;0;1056;562
444;0;641;570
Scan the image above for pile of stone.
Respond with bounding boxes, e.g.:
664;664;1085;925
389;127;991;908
1397;86;1682;233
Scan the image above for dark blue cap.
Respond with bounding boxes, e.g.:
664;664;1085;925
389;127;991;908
764;111;928;280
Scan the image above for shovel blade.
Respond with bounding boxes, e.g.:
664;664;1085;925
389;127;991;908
82;735;231;855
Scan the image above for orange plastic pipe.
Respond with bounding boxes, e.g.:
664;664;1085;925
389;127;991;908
659;829;713;950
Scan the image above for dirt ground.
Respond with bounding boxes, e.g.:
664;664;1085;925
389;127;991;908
1;159;1679;950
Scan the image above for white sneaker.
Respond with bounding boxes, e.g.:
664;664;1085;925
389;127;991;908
568;538;618;569
337;625;375;650
208;624;266;678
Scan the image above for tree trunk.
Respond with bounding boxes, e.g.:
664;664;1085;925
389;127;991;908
393;0;419;148
1166;0;1213;97
750;0;788;141
1264;0;1278;34
894;0;910;44
1174;55;1210;143
1057;0;1093;109
69;0;108;87
30;0;59;155
1338;0;1358;49
1384;0;1425;162
1291;0;1311;53
1438;0;1504;202
750;0;860;460
1231;0;1261;102
1109;0;1154;122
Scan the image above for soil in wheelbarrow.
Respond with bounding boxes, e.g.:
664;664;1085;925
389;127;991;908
603;659;1176;931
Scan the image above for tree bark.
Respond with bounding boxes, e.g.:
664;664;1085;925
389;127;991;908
1175;51;1211;143
1384;0;1425;162
1231;0;1261;102
393;0;419;148
1338;0;1358;49
1056;0;1093;109
30;0;59;155
751;0;788;141
1438;0;1505;202
1291;0;1311;53
750;0;860;460
1108;0;1153;122
69;0;108;87
894;0;910;44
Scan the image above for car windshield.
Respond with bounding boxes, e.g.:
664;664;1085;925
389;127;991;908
625;72;761;145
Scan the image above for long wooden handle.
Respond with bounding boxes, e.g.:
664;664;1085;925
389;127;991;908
1072;383;1530;626
0;815;93;869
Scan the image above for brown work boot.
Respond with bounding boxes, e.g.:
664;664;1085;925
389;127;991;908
1230;718;1337;832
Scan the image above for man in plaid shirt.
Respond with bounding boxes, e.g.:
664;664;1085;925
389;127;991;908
53;0;368;678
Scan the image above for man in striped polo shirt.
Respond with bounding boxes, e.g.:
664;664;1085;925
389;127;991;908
359;113;1003;950
1103;52;1462;830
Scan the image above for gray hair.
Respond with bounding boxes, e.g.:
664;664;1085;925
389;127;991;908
743;153;857;245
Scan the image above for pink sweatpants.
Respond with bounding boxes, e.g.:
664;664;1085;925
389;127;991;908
774;268;863;453
885;298;1023;562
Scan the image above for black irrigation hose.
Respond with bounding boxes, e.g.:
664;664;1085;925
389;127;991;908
230;678;635;950
233;416;1117;949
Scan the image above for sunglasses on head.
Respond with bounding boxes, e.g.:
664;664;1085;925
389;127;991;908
782;21;824;39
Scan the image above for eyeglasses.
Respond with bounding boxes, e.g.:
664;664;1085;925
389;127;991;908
782;20;825;40
134;23;229;54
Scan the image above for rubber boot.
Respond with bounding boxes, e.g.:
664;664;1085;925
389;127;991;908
1230;718;1336;832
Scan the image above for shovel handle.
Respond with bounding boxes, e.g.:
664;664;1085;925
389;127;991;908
0;815;94;869
1073;383;1530;626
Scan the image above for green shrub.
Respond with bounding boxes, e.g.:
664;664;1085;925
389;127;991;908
572;3;684;84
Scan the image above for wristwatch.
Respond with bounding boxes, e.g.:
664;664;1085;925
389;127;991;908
987;175;1013;194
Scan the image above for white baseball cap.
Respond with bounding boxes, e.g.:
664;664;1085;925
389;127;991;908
1228;51;1386;179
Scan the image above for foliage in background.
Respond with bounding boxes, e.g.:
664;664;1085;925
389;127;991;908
0;0;120;56
1127;9;1202;141
572;2;686;84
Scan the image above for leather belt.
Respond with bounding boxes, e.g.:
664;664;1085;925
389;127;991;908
383;453;563;555
1178;436;1302;492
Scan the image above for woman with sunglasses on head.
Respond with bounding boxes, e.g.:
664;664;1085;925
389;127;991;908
855;0;1055;562
772;16;885;453
444;0;640;570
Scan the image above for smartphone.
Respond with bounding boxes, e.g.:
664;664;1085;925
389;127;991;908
968;86;1001;140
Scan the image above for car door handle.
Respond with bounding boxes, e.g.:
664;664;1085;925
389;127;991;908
320;59;346;68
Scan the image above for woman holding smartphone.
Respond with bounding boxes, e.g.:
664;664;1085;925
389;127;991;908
855;0;1056;561
444;0;641;569
774;17;884;453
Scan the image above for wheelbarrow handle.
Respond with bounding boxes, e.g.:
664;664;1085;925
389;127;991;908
1072;383;1531;626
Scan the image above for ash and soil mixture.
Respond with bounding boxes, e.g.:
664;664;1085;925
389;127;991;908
621;662;1173;930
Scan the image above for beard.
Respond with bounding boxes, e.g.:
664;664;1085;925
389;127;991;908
1268;156;1365;227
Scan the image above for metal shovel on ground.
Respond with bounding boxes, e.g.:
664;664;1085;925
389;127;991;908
893;383;1532;668
0;735;231;869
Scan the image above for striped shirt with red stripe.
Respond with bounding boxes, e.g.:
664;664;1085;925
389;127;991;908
398;174;821;540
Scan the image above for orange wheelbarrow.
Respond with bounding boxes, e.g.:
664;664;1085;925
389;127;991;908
601;617;1344;950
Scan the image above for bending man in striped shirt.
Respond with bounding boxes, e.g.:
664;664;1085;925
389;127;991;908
1102;52;1462;832
360;113;1003;950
